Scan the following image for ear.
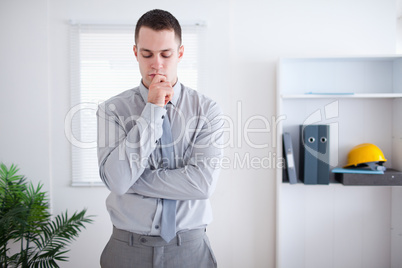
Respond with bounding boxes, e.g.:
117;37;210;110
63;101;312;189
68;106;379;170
133;45;138;59
178;45;184;62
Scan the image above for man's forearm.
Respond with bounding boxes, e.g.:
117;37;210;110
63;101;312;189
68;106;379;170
97;102;166;195
129;156;222;200
130;123;224;200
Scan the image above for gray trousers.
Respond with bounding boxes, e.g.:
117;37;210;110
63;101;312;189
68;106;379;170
100;227;217;268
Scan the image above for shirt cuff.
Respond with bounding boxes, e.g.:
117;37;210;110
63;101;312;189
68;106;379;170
139;103;166;141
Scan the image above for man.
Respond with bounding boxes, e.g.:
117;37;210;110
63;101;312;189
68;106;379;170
97;9;223;268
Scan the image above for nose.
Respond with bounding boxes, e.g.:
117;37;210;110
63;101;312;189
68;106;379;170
151;55;163;70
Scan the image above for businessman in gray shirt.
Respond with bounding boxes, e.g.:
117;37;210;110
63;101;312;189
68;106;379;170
97;9;223;268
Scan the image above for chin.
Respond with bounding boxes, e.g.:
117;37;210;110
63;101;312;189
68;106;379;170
142;79;151;88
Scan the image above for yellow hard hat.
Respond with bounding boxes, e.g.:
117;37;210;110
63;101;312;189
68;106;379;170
344;143;387;168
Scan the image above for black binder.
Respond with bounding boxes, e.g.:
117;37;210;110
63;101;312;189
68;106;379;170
317;125;330;184
283;132;297;184
299;125;330;184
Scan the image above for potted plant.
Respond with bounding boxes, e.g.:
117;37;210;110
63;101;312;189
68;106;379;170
0;163;93;267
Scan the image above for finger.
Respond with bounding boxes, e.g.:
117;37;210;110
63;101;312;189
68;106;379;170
149;83;172;94
151;74;167;84
164;94;172;105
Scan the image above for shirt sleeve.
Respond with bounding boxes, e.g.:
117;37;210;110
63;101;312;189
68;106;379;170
129;103;225;200
97;101;166;196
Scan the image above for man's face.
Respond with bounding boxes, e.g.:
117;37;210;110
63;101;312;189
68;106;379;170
134;27;183;88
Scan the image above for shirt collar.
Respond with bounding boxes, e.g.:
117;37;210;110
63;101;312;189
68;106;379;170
139;79;181;107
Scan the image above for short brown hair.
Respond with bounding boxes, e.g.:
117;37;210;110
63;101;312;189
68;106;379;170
135;9;182;46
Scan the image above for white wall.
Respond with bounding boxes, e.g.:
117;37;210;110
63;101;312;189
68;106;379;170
398;0;402;52
0;0;396;267
0;0;50;190
392;0;402;256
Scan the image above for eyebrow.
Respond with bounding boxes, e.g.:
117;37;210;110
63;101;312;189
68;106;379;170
139;48;174;53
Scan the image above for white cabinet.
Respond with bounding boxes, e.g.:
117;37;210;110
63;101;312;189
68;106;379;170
275;56;402;268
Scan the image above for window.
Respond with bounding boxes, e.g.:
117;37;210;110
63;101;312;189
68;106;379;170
66;22;206;186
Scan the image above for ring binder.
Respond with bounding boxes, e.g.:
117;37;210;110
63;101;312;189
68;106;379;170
283;132;297;184
299;125;330;184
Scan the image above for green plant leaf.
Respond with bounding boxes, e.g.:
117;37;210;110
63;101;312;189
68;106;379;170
0;163;94;267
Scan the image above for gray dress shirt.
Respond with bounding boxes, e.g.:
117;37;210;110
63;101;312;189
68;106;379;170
97;81;224;235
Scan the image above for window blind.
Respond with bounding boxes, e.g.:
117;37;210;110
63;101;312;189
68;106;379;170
67;22;206;186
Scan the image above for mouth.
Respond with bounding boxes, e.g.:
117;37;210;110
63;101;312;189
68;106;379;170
149;73;165;78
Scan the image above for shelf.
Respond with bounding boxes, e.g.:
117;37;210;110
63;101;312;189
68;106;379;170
276;55;402;268
281;93;402;99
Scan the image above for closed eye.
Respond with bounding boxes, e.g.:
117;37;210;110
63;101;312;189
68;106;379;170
162;53;172;58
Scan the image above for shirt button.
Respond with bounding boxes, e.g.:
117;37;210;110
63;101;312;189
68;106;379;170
155;140;158;144
140;238;147;243
155;225;160;229
161;115;165;119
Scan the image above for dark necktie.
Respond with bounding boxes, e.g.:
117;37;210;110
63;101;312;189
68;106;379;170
160;104;177;242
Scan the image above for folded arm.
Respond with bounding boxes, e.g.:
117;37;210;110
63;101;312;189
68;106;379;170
130;104;224;200
97;101;166;196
